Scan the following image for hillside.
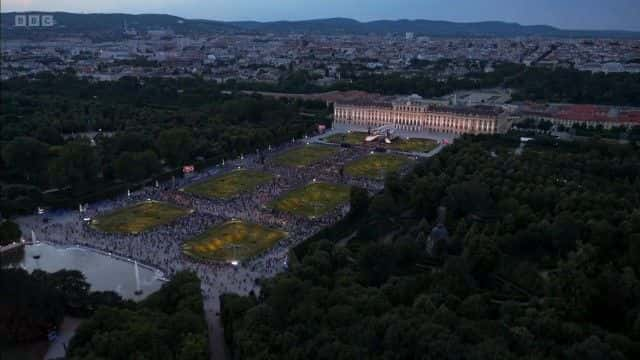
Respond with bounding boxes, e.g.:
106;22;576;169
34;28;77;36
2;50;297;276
230;18;564;37
0;12;237;39
2;12;639;39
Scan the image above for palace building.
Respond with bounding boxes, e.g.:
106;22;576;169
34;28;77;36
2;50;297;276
334;95;512;135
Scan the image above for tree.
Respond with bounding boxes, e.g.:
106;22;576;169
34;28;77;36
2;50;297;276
445;181;493;218
67;271;208;360
349;186;370;216
1;75;322;216
359;243;396;286
178;334;208;360
47;270;91;314
34;126;64;145
463;233;500;279
551;212;580;256
565;336;626;360
221;135;640;359
551;244;599;322
113;152;143;182
0;184;42;216
113;132;152;153
113;150;161;182
1;136;49;183
156;128;194;167
0;269;65;344
627;234;640;275
48;140;99;194
0;220;22;246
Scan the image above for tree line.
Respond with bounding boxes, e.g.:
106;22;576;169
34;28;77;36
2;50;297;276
226;62;640;107
1;269;208;360
221;135;640;359
67;271;209;360
1;268;127;347
0;73;330;217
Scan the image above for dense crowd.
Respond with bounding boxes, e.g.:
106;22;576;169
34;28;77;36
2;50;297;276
16;140;413;335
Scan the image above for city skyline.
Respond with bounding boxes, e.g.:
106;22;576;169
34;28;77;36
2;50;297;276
3;0;640;31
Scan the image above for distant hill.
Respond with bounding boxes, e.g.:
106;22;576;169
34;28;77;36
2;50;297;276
229;18;640;38
0;12;237;39
2;12;639;39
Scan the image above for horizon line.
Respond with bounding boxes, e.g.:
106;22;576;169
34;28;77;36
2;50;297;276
1;10;639;33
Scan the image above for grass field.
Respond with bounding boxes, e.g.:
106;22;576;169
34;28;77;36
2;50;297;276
387;138;439;153
91;201;189;234
272;145;338;167
184;170;273;199
323;131;367;145
270;182;351;218
182;221;287;262
344;154;413;179
325;131;438;153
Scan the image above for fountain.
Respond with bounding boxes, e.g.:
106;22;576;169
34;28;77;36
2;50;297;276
134;261;143;296
9;243;162;299
31;230;41;259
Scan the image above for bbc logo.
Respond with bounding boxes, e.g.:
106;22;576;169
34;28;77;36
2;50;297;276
15;14;54;27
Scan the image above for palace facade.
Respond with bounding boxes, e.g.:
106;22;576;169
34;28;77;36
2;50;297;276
334;96;511;135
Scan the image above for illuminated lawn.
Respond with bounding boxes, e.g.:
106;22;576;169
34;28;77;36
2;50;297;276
344;154;413;179
387;138;438;153
182;221;287;262
184;170;273;199
272;145;338;167
270;182;351;218
92;201;189;234
323;131;368;145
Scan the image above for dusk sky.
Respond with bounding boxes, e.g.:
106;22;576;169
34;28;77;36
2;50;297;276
3;0;640;31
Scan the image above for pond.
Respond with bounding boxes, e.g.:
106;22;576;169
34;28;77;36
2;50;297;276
7;242;164;300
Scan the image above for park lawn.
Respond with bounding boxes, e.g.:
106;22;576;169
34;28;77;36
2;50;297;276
323;131;368;145
270;182;351;218
182;221;287;262
387;138;438;153
344;154;413;180
91;201;189;234
272;145;338;167
184;170;273;199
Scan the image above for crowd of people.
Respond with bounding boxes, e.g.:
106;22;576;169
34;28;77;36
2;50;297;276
16;139;413;332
